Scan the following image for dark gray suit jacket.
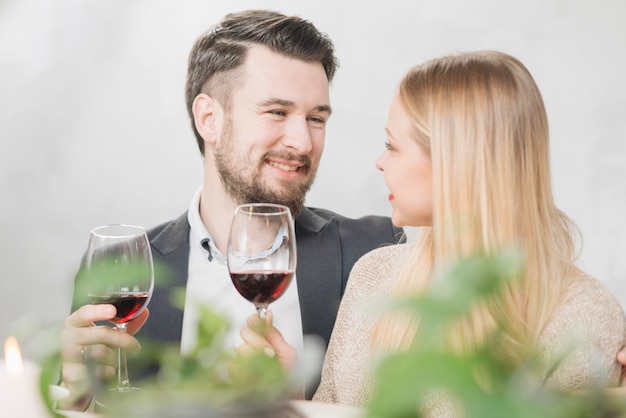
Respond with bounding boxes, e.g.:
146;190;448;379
142;207;403;346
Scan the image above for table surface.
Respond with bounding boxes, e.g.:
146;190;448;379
56;400;365;418
290;400;365;417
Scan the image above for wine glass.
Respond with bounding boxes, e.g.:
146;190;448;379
82;224;154;393
227;203;297;318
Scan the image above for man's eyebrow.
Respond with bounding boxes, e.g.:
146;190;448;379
257;98;295;108
257;98;332;115
316;104;332;115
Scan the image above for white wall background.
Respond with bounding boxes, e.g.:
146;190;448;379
1;0;625;344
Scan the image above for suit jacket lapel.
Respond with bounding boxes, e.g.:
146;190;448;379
142;212;190;343
295;208;343;343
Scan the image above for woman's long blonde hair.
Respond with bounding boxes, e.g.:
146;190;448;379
372;51;579;364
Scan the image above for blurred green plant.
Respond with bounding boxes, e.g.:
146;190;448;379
367;248;626;418
99;302;293;417
73;258;154;308
32;260;294;417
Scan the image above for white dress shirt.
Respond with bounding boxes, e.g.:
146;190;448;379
180;187;304;360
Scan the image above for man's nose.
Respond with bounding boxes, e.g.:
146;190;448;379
282;117;313;154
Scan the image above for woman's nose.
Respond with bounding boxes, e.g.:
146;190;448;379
375;152;386;171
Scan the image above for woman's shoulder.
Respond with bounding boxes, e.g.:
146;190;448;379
559;272;625;321
547;271;626;342
540;271;626;389
341;243;413;302
353;242;413;273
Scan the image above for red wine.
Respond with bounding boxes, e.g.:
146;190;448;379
230;270;294;306
89;292;150;323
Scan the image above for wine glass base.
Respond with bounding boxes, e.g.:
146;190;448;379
95;387;143;411
110;386;143;393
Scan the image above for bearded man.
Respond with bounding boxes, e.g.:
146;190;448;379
59;10;403;410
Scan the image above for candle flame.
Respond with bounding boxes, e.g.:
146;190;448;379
4;336;23;375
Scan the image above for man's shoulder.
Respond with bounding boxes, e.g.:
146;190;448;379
146;212;190;255
299;206;391;224
299;206;404;243
302;206;395;226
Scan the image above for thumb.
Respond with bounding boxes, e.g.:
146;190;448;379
263;310;283;343
262;311;297;367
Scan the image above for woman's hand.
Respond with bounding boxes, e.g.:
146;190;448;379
618;345;626;386
58;305;148;410
236;310;298;369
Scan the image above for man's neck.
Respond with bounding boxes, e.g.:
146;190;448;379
198;178;237;256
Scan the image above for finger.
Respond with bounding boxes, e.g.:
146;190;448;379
255;311;284;345
62;323;141;353
234;342;255;357
61;340;119;371
62;361;116;386
127;308;149;335
82;344;118;367
615;345;626;387
617;345;626;364
65;304;117;328
240;325;271;349
245;312;268;333
259;311;297;366
238;322;278;358
60;330;141;378
234;342;275;358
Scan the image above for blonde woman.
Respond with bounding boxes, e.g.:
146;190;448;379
238;51;626;410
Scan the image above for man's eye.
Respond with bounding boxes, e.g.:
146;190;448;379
269;110;286;116
308;116;326;124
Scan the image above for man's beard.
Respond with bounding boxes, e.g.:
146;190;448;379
214;120;317;218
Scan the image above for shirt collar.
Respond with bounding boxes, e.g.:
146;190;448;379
187;186;226;263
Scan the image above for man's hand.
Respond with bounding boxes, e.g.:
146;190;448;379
236;310;297;369
58;305;148;410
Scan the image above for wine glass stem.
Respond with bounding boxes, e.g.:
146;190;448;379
115;323;132;391
257;306;267;319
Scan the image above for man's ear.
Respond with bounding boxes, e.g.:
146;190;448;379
192;93;224;145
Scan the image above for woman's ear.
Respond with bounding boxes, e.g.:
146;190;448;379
192;93;224;146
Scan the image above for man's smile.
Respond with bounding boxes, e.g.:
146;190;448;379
266;159;301;172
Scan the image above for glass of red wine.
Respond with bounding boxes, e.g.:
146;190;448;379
83;224;154;393
227;203;296;319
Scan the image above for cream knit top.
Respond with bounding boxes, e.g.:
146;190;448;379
313;243;626;413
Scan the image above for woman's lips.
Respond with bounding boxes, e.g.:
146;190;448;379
388;193;394;201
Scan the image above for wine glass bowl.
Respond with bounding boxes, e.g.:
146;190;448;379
82;224;154;393
89;292;151;324
227;203;296;318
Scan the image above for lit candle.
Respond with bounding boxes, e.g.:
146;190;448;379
0;336;50;417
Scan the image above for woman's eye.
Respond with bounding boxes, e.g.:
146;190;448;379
384;141;392;150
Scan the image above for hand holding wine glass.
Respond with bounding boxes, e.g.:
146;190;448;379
227;203;296;319
81;224;154;393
